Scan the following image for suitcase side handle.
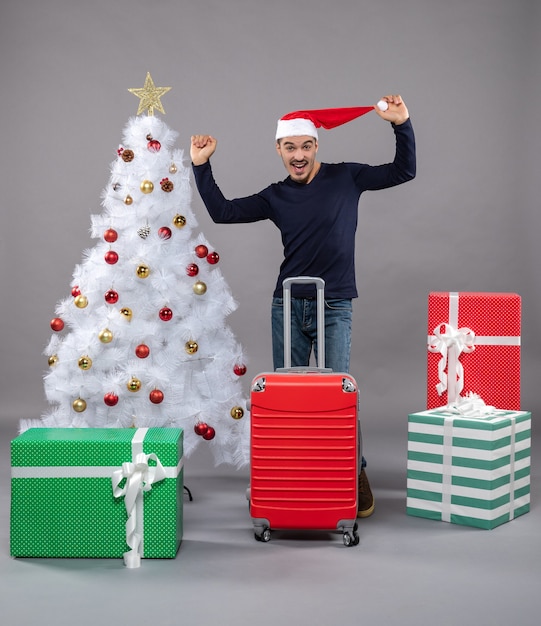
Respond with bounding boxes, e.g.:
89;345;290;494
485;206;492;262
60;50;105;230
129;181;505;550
282;276;325;369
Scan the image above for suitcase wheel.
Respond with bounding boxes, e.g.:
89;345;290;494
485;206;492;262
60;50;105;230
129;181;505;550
343;530;359;547
255;528;271;542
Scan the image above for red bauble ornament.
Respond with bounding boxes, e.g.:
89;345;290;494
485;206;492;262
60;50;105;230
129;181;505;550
206;251;220;265
202;426;216;440
104;392;119;406
159;307;173;321
195;244;208;258
104;289;119;304
158;226;172;240
135;344;150;358
104;250;119;265
71;285;81;297
233;363;247;376
149;389;164;404
194;422;209;436
50;317;64;332
186;263;199;277
147;139;161;153
104;228;118;243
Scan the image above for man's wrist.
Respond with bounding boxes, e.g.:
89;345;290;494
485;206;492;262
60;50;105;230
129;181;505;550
393;116;409;126
392;116;410;127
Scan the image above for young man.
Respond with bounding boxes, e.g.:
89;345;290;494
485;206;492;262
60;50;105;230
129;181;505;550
191;95;416;517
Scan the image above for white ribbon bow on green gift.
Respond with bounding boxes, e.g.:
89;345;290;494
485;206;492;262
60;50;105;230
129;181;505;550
428;323;476;399
112;452;166;569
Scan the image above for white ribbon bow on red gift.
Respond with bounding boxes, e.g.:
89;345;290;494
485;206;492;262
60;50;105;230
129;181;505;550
428;323;476;399
445;391;496;417
112;452;166;569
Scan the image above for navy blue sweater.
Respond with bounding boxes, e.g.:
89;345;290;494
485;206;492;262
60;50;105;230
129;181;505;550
192;119;416;298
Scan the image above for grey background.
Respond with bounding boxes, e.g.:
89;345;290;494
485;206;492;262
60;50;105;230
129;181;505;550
0;2;540;625
2;0;539;458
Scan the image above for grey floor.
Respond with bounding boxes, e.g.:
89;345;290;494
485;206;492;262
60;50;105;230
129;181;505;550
1;417;540;626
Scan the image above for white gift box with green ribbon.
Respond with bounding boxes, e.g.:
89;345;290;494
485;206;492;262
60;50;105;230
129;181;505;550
11;427;183;566
407;407;531;529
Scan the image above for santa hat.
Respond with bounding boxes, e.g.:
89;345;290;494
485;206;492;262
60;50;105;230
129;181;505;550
275;106;375;141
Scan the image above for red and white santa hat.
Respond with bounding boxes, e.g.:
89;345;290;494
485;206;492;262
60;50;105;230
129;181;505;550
275;106;375;141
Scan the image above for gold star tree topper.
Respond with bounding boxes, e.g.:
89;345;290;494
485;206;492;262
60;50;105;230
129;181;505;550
128;72;171;116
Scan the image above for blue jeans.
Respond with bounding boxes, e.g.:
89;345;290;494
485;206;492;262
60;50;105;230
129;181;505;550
271;296;366;470
271;297;352;371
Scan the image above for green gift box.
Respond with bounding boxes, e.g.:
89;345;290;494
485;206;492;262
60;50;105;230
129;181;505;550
407;408;531;529
11;427;183;565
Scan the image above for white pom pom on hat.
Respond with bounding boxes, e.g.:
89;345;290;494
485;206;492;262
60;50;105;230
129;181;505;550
275;106;375;141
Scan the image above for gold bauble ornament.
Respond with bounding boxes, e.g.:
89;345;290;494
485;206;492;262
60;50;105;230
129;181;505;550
140;180;154;194
74;294;88;308
120;307;133;321
193;280;207;296
185;340;198;355
136;263;150;278
127;376;142;392
48;354;59;367
78;355;93;370
124;194;133;205
72;398;87;412
173;214;186;228
230;406;245;420
98;328;114;343
169;163;178;174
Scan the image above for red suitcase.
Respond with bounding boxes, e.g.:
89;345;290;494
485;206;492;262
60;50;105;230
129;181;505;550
248;277;360;546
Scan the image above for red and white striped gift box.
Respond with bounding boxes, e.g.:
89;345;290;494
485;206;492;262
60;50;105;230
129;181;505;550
427;292;521;410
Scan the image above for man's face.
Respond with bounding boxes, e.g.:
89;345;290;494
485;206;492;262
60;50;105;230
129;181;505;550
276;135;319;184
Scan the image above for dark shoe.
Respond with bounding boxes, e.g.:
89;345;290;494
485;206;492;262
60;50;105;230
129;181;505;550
357;468;375;518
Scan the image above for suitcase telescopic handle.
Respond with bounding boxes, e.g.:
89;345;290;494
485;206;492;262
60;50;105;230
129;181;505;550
282;276;326;369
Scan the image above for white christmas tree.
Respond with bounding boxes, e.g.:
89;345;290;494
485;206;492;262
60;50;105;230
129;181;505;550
26;74;250;468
